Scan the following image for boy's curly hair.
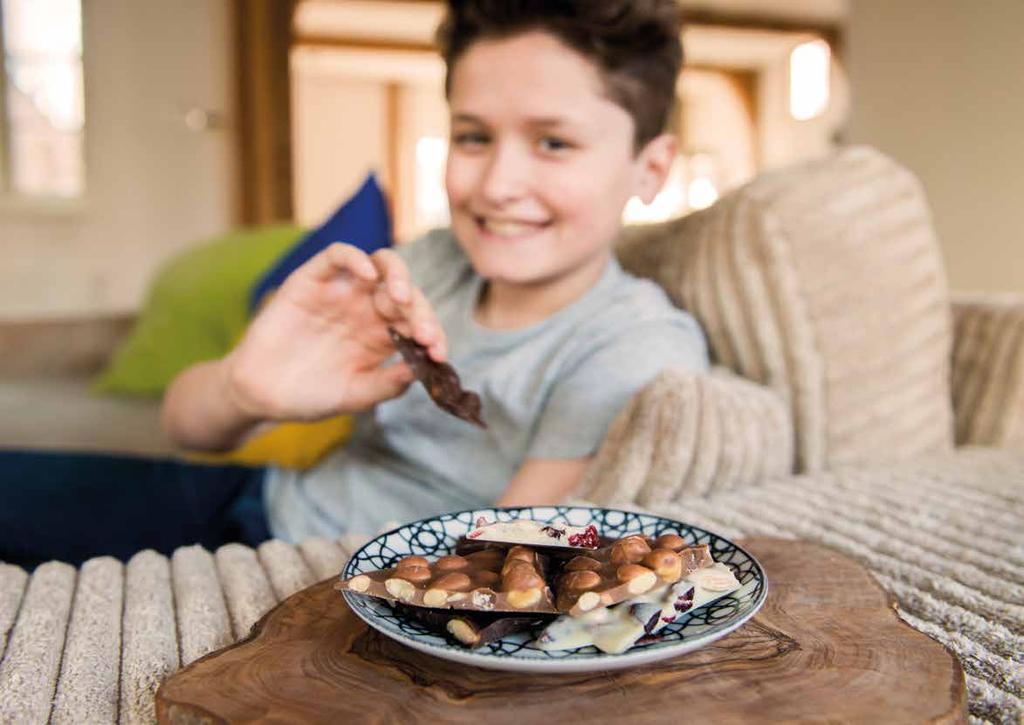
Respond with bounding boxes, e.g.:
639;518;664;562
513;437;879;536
436;0;683;150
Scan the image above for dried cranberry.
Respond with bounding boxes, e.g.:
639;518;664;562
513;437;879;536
673;589;694;612
567;524;600;549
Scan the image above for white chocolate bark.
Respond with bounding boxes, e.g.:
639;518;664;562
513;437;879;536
535;562;740;654
467;519;598;548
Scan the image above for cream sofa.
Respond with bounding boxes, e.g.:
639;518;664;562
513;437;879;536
0;147;1020;724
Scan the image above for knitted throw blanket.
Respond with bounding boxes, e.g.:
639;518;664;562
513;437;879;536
0;448;1020;724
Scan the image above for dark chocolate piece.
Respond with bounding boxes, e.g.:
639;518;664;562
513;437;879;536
394;603;554;648
388;327;486;428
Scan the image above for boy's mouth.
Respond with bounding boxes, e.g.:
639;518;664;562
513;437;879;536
475;215;551;239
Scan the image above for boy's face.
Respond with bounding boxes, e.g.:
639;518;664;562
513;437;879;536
446;31;674;290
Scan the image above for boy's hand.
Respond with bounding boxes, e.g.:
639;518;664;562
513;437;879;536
224;243;447;421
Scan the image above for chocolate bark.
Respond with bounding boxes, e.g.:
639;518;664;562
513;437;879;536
388;327;486;428
394;603;555;648
337;546;556;614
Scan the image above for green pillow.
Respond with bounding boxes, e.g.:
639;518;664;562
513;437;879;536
93;224;303;397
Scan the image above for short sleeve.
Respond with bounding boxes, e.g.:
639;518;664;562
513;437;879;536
527;316;709;459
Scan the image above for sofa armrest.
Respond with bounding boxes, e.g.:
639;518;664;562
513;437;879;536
951;294;1024;448
576;366;794;507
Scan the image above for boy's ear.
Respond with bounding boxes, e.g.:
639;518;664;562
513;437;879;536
634;133;678;204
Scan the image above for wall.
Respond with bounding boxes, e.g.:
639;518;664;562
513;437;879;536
0;0;236;320
845;0;1024;293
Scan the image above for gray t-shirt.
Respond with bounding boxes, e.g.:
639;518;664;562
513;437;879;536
264;228;708;541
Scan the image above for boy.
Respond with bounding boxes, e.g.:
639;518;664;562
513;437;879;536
1;0;708;568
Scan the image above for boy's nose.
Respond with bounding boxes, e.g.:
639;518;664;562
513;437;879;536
479;144;530;204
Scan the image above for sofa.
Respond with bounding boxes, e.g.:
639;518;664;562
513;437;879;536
0;147;1020;724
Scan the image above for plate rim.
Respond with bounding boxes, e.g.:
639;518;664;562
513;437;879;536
340;505;768;672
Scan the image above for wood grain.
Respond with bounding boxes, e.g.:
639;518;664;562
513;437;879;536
156;538;967;724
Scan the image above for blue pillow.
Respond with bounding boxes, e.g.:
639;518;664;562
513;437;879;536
249;172;392;311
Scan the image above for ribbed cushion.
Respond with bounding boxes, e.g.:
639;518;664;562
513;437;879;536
578;366;794;505
951;294;1024;448
617;146;954;471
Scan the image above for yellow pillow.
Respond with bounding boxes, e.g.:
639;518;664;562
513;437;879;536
187;415;354;470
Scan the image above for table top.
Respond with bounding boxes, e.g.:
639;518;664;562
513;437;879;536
157;537;967;724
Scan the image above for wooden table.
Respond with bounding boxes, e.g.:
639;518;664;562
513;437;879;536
157;538;967;723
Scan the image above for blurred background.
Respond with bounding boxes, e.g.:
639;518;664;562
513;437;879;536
0;0;1021;452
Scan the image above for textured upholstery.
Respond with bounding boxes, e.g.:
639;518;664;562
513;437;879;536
951;294;1024;448
578;366;794;505
617;146;955;472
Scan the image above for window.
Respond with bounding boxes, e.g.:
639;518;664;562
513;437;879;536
0;0;84;197
789;39;831;121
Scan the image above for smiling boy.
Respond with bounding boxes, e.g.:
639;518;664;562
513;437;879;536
0;0;710;570
161;0;709;542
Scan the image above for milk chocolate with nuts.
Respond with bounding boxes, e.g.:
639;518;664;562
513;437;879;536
556;535;714;617
336;545;558;614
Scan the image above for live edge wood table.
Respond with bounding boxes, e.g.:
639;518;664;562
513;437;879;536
157;539;968;724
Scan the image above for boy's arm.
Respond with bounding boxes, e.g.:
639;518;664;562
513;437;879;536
494;457;593;507
160;356;266;452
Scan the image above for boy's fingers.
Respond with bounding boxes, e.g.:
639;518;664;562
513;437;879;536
372;284;404;323
360;362;415;403
408;287;448;361
307;243;379;283
370;249;412;304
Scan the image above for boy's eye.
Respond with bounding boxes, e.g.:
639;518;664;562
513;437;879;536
539;136;572;152
452;131;489;147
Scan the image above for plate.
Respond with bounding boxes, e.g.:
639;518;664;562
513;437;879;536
340;506;767;673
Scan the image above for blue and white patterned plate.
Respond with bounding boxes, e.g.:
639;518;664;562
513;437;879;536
340;506;767;673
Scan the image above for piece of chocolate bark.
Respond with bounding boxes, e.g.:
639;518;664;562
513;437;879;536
394;603;555;649
388;327;486;428
536;561;741;654
555;534;714;617
337;545;557;613
465;517;601;550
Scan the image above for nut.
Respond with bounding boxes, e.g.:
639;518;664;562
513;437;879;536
433;572;472;592
447;618;480;645
617;564;658;594
505;546;535;563
384;578;416;601
575;591;602;612
501;558;532;577
564;556;602;572
422;588;448;607
434;555;468;571
681;546;713;572
347;575;370;593
654;533;686;552
697;569;736;592
610;536;651;565
561;570;602;592
506;587;543;609
502;567;545;592
642;549;683;581
394;565;431;584
395;555;429;570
